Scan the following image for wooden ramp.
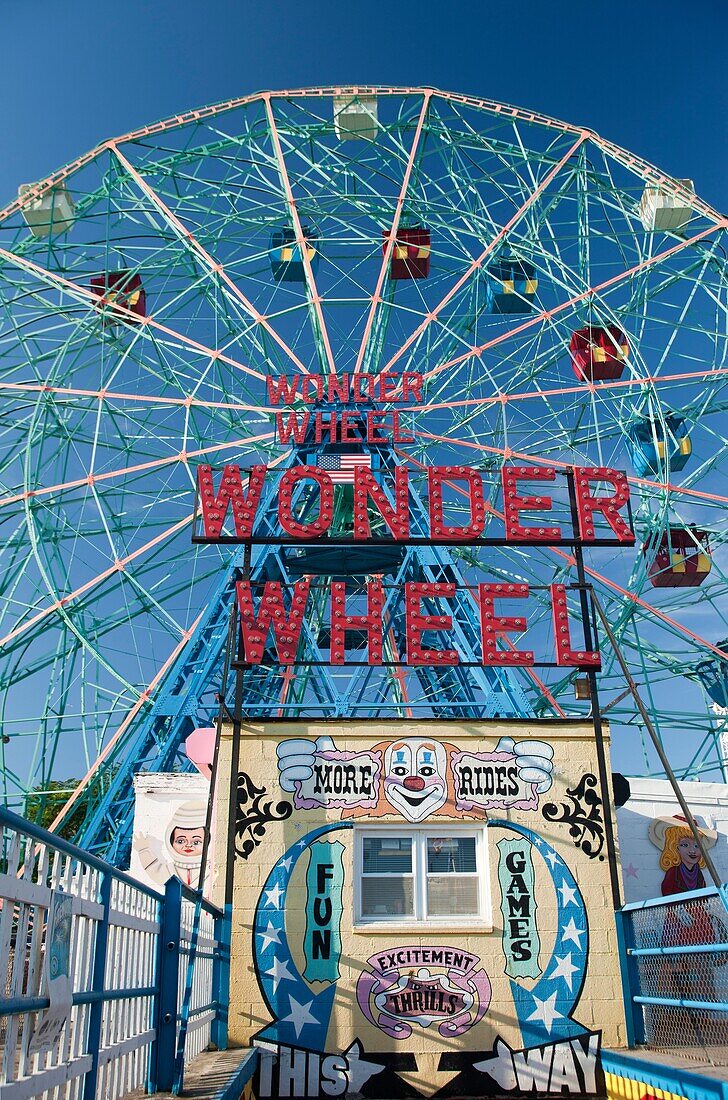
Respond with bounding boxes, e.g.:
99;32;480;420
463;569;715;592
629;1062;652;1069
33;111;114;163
123;1048;258;1100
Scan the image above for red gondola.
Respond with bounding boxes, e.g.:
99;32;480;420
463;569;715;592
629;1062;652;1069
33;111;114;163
383;227;430;280
643;527;712;588
90;271;146;324
570;325;628;381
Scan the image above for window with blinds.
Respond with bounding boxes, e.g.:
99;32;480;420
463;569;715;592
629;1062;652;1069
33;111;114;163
356;829;487;925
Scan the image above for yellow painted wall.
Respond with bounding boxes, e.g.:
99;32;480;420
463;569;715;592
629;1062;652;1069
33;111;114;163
214;720;625;1098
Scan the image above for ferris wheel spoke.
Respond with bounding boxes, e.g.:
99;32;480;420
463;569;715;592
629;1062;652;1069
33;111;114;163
376;132;589;379
108;142;312;378
45;606;206;831
0;380;274;414
422;221;726;384
264;95;337;375
0;429;274;509
568;554;728;662
407;364;728;417
0;513;194;651
0;245;269;384
354;91;432;376
415;427;728;509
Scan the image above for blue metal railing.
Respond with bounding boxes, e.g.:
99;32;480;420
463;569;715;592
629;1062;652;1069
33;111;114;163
617;885;728;1058
0;806;229;1098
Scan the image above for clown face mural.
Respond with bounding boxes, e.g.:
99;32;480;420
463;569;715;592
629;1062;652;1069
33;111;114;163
276;733;554;819
382;739;448;821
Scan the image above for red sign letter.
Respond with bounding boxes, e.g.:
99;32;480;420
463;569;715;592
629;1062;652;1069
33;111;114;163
330;581;384;665
196;464;266;539
236;579;310;664
550;584;600;667
275;411;310;445
266;375;300;405
428;466;486;540
501;466;561;542
278;466;334;539
353;466;409;539
572;467;634;543
478;583;534;666
405;582;459;665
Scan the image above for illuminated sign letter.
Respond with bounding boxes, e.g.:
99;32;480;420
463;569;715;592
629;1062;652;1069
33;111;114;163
501;466;561;542
478;583;534;666
428;466;486;540
278;466;334;539
572;467;634;543
405;582;459;665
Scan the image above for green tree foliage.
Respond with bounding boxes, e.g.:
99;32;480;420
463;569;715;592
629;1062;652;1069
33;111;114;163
24;780;86;841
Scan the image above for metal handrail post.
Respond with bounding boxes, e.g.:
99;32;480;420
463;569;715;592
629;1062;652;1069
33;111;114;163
154;878;183;1093
614;907;644;1047
82;871;112;1100
210;904;231;1051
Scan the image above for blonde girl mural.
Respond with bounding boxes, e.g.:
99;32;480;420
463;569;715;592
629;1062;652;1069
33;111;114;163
648;813;717;900
651;814;717;950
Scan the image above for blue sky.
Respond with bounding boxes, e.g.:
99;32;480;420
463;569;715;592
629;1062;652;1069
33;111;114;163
2;0;726;212
1;1;727;795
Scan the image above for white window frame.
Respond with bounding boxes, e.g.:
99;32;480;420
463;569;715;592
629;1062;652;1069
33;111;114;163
354;825;490;929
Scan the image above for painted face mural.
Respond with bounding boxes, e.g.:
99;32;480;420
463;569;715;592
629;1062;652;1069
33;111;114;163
170;826;206;858
276;734;554;819
648;812;718;897
134;799;209;888
382;739;448;821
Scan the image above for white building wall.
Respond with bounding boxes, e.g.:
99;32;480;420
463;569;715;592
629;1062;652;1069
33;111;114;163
616;777;728;902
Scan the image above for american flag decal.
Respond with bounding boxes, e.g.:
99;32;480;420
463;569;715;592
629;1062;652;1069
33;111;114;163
316;452;372;484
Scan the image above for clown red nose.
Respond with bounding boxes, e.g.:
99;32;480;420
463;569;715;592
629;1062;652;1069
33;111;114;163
404;776;426;791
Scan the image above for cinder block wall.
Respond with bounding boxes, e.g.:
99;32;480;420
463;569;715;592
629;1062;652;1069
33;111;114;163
214;720;626;1098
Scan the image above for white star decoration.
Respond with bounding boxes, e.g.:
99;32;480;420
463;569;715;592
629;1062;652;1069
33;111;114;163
544;849;560;868
561;917;586;948
341;1042;385;1091
282;995;318;1038
265;955;296;993
527;991;564;1034
548;952;579;992
280;855;294;871
263;882;284;909
557;881;579;907
257;921;282;951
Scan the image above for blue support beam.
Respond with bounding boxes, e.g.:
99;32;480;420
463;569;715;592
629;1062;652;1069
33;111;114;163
73;445;536;863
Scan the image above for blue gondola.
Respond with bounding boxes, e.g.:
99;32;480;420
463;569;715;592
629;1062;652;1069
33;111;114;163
270;227;319;282
629;414;692;476
486;259;538;314
695;645;728;708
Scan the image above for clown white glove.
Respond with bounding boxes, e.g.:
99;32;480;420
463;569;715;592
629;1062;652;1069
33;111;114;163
496;736;554;794
276;735;336;792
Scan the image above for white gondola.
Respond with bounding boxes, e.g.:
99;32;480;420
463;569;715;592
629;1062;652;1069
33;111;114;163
639;178;694;233
18;183;75;238
333;92;378;141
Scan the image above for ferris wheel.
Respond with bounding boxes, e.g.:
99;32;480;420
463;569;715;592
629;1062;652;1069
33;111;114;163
1;87;727;849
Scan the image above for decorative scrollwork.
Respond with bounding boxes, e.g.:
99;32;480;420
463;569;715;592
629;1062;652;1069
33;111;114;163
542;773;605;860
234;772;292;860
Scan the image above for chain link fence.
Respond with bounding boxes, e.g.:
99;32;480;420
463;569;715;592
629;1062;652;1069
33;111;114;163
618;885;728;1065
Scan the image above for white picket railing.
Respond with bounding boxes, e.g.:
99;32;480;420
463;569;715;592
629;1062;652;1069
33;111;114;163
0;806;228;1099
